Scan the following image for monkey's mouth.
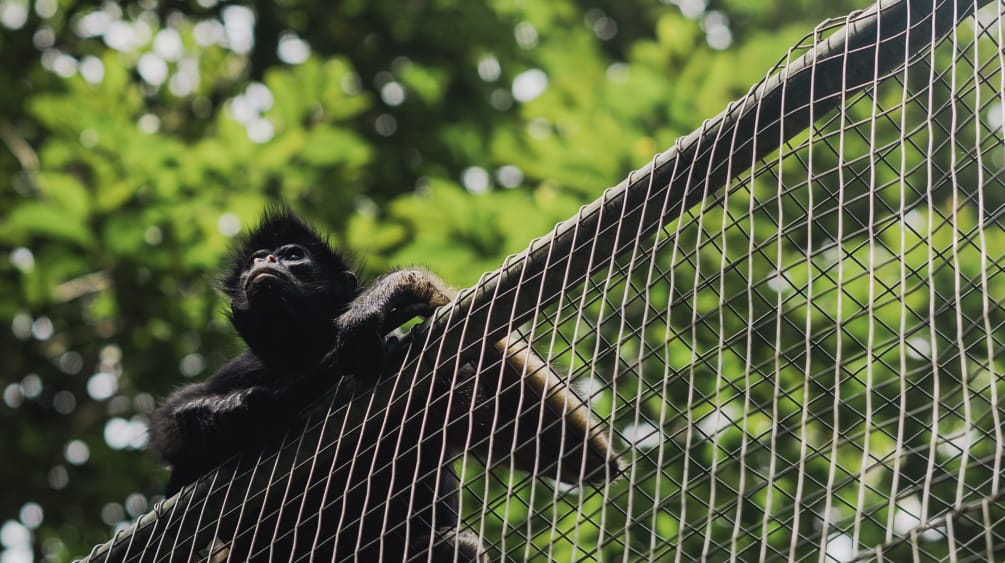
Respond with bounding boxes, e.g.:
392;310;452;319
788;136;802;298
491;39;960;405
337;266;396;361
245;269;288;290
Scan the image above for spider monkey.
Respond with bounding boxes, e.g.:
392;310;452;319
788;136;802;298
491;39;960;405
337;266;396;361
148;210;619;562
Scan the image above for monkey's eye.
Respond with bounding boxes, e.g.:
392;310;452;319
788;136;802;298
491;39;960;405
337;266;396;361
277;244;308;261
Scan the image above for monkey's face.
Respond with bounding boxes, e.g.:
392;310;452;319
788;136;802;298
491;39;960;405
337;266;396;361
222;210;358;358
239;243;323;308
229;239;337;356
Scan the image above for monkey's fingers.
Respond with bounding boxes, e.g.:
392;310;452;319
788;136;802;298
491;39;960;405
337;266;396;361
395;268;456;308
382;302;434;334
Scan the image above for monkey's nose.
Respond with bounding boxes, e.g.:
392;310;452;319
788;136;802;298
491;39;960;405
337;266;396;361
267;254;277;263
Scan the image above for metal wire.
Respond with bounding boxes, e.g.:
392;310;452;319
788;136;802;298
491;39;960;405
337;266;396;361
80;0;1005;561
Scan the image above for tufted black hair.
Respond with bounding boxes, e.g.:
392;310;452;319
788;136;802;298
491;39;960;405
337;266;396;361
219;208;353;300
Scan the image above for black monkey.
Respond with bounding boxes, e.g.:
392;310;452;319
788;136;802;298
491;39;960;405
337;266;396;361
149;211;358;494
149;210;484;561
149;210;619;562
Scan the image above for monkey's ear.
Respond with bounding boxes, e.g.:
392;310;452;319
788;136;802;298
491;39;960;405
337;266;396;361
457;339;621;485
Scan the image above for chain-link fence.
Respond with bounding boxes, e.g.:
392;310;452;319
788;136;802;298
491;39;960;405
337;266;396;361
82;0;1005;560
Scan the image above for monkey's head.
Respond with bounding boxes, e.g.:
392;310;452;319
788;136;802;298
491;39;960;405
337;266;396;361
221;210;357;363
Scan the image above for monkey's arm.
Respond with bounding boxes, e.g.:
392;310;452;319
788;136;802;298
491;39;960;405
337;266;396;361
326;268;454;377
341;268;453;333
327;266;620;484
148;353;296;494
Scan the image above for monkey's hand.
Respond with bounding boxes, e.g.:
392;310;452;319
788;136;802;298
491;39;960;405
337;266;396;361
346;268;456;333
326;268;457;378
159;387;263;462
173;393;236;434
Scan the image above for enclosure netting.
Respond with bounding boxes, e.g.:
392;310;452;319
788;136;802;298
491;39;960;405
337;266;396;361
83;0;1005;561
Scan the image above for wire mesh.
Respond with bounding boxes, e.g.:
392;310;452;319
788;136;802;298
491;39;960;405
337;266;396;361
81;0;1005;561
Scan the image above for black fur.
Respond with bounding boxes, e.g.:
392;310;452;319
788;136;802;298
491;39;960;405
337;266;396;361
148;210;486;561
151;210;359;490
